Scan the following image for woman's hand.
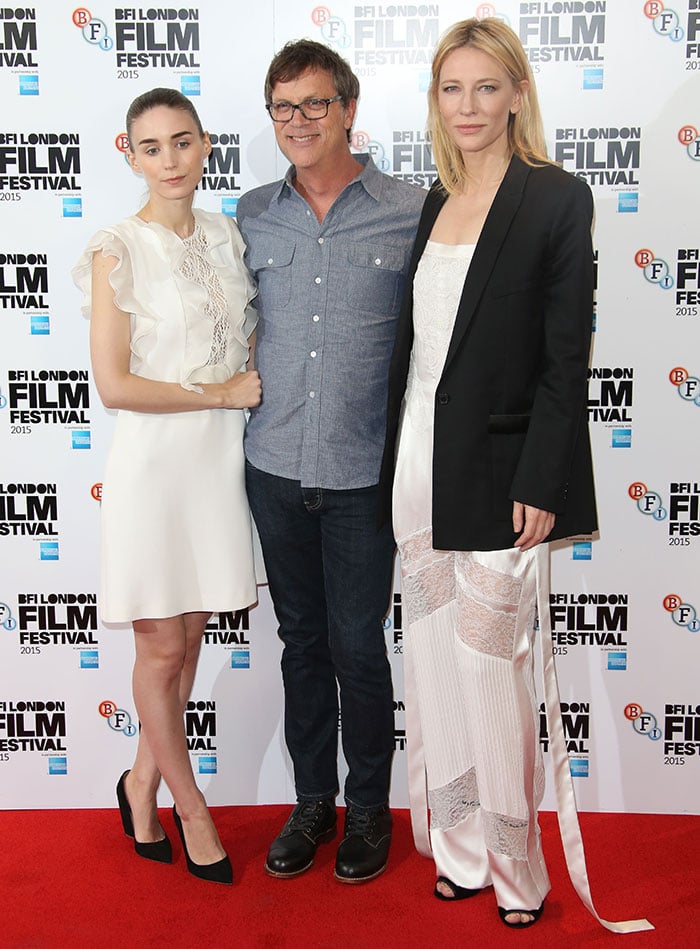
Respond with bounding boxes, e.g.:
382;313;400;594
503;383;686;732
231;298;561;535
512;502;555;551
216;370;262;409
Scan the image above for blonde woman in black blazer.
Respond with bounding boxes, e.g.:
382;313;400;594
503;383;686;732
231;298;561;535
379;18;650;935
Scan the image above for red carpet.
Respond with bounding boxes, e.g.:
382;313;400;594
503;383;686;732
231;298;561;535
1;806;695;947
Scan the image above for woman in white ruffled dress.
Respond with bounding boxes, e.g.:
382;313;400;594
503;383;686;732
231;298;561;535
73;88;261;885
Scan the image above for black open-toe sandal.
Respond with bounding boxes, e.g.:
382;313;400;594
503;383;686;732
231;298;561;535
497;902;544;928
433;876;481;901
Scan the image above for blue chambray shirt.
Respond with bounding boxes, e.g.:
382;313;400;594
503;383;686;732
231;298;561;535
237;155;425;490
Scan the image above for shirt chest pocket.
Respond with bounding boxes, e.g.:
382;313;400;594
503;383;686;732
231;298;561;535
249;241;295;310
340;242;405;314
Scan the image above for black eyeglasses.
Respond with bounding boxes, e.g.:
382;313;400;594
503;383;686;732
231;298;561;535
266;95;343;123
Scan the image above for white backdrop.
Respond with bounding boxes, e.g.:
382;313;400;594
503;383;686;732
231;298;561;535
1;0;698;814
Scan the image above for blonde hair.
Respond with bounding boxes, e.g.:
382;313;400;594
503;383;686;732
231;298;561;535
428;18;550;195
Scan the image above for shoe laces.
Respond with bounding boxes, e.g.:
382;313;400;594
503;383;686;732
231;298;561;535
288;801;330;833
345;808;377;836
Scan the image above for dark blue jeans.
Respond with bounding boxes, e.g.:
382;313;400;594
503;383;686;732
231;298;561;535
246;462;395;811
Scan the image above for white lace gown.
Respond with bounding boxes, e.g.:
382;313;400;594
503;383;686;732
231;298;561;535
73;209;258;623
393;241;550;911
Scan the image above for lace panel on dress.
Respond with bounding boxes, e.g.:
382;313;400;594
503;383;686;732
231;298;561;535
428;767;480;830
482;809;529;861
398;527;455;623
179;224;231;365
454;554;523;661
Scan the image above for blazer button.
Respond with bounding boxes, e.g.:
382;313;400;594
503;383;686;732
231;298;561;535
437;392;450;405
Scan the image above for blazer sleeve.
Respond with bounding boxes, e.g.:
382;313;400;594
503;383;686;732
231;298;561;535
509;175;594;514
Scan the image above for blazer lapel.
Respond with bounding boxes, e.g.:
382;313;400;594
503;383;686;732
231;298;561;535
442;155;531;375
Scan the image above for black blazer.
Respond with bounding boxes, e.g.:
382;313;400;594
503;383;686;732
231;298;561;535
378;155;598;551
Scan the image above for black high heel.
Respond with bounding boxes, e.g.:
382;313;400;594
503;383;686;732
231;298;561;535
172;805;233;885
116;770;172;864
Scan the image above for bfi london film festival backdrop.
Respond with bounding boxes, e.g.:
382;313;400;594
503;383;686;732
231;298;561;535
0;0;698;813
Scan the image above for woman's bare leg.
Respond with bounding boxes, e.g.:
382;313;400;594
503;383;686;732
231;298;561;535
125;612;226;865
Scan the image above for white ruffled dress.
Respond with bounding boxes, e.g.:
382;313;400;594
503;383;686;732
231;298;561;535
73;209;258;623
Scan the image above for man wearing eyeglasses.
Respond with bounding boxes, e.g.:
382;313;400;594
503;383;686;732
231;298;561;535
237;39;424;885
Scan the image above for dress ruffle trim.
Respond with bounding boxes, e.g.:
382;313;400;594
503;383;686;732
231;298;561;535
72;210;257;390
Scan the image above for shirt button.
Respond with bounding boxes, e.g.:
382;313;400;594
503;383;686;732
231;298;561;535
437;392;450;405
306;210;311;216
374;258;382;266
312;314;320;322
267;258;274;264
318;237;324;245
309;391;315;398
314;276;321;284
310;350;317;358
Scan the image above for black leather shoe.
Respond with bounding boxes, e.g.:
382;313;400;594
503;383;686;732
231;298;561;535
334;805;392;883
265;800;337;878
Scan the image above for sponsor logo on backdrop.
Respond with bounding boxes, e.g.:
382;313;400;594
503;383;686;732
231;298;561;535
386;593;407;752
674;247;700;313
519;0;606;89
387;128;436;187
0;699;67;754
72;6;114;49
625;701;700;763
678;123;700;160
645;1;700;63
634;246;674;292
643;1;685;43
669;366;700;405
571;539;592;560
587;367;632;448
0;251;50;333
628;481;667;523
0;131;81;194
540;701;590;776
688;0;700;59
14;593;99;654
555;125;640;211
0;601;17;629
311;4;439;76
0;7;39;95
386;592;402;655
5;370;91;446
99;699;138;736
550;593;628;668
186;700;217;772
663;593;700;632
201;132;241;194
351;130;389;171
203;610;251;669
634;247;700;318
668;482;700;539
0;483;59;557
73;6;201;90
351;128;437;186
629;481;700;543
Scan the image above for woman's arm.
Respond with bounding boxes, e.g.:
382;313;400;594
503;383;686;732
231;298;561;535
90;251;262;412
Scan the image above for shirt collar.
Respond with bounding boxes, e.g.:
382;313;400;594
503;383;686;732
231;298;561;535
273;153;382;204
